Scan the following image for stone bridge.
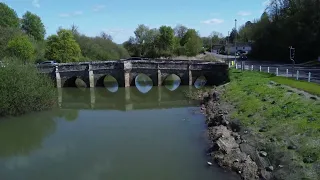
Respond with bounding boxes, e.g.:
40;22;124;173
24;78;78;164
38;59;229;88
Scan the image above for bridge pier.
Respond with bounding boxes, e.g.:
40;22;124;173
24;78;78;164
55;66;62;88
88;64;94;88
188;65;192;86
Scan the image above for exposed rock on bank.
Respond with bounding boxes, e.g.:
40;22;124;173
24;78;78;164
200;89;272;180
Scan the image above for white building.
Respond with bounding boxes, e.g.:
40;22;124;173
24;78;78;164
226;43;252;54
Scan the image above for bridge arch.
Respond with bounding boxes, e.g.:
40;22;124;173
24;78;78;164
163;74;181;91
95;75;119;93
193;75;207;89
63;76;88;88
134;73;153;93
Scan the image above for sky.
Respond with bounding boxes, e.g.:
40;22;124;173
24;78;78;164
2;0;270;44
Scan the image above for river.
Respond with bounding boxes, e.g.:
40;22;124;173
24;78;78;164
0;75;239;180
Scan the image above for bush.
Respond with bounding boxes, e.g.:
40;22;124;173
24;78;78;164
0;58;56;116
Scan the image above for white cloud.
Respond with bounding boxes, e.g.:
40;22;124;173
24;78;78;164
201;18;224;25
59;11;83;18
93;5;106;12
32;0;40;8
238;11;251;16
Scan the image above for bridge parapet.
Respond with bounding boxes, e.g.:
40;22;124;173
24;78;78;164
38;60;229;88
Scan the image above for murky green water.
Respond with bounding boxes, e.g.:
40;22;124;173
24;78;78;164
0;77;239;180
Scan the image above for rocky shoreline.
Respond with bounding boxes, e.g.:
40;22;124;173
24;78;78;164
199;88;274;180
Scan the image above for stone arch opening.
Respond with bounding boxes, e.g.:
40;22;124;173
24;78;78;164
163;74;181;91
135;73;153;94
96;75;119;93
63;76;87;88
194;75;207;89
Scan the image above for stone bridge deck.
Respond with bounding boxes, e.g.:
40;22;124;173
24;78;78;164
38;59;229;88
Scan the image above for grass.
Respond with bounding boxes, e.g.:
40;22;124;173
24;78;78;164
271;76;320;96
219;69;320;179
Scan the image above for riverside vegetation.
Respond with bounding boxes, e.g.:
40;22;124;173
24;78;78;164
0;58;56;117
187;69;320;180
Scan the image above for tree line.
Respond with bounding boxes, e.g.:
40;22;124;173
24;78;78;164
123;24;227;58
0;2;129;63
235;0;320;62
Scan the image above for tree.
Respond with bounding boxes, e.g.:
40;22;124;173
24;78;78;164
6;35;35;63
100;31;112;41
0;27;22;59
174;24;188;39
180;29;198;46
45;29;81;62
157;26;174;57
21;11;46;41
185;35;202;56
0;2;20;28
185;32;202;56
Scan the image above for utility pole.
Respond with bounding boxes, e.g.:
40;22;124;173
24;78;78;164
234;19;237;63
227;31;229;62
289;46;295;77
210;34;213;53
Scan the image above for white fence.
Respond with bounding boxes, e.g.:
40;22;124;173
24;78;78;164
228;61;320;84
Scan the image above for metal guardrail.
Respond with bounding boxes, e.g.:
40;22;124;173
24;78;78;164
228;61;320;84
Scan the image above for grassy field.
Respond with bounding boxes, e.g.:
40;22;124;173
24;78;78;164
222;69;320;179
271;76;320;96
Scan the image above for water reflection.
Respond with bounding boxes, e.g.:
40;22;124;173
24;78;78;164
164;74;181;91
60;86;195;111
103;75;118;93
194;76;207;89
135;73;153;93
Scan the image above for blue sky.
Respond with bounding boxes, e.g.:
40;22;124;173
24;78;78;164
2;0;270;44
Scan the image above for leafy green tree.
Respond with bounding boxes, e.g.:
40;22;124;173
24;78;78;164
0;27;22;59
157;26;174;57
185;32;202;56
174;24;188;39
21;11;46;41
6;35;35;63
180;29;198;46
0;2;20;28
45;29;81;62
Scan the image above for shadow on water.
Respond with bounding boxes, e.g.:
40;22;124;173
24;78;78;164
0;109;80;157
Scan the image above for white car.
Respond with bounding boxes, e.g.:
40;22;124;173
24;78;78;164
38;60;58;66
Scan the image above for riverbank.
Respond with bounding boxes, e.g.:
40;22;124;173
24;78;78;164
187;69;320;180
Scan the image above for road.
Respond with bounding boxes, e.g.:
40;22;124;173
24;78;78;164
235;60;320;84
210;53;320;84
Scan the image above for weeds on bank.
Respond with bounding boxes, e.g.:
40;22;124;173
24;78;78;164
222;69;320;179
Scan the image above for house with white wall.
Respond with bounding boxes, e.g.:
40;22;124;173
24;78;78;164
226;43;252;54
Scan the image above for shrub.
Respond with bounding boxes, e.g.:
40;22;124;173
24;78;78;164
0;58;56;116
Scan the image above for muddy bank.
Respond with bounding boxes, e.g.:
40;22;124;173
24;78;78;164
198;88;274;180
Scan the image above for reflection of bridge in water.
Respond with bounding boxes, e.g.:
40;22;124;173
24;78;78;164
58;86;196;111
